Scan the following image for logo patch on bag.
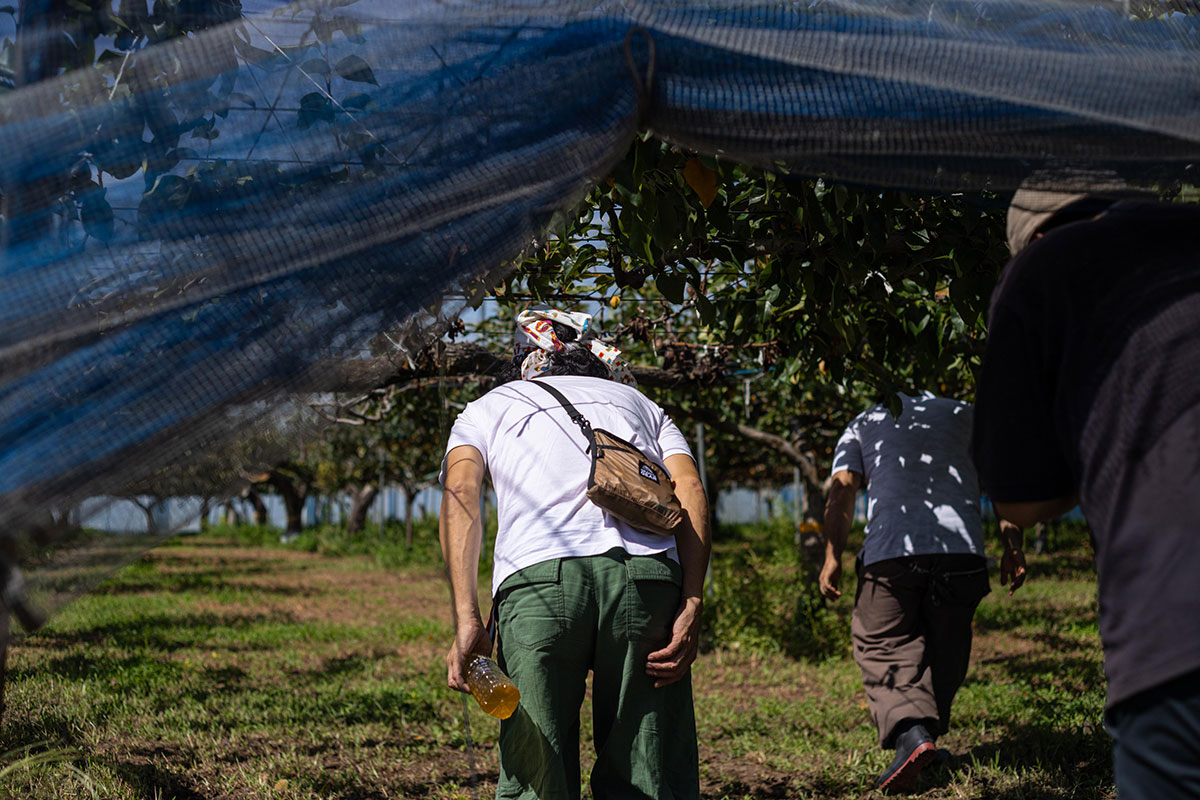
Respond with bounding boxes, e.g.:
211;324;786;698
639;463;659;482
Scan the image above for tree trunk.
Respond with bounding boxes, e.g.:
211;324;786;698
223;502;242;527
0;607;8;726
244;489;269;526
800;472;829;569
268;471;306;535
345;484;379;537
405;489;416;549
800;472;827;523
198;497;212;531
50;505;76;529
133;499;159;534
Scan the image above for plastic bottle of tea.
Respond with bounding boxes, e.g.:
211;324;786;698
465;655;520;719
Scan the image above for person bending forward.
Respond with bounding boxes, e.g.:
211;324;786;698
440;308;710;800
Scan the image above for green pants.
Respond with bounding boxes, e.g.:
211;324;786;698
494;548;698;800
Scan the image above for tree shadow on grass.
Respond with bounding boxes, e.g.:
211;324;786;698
17;610;302;655
701;775;802;799
973;602;1097;638
924;723;1113;798
318;653;369;677
97;561;299;588
966;650;1106;722
303;756;500;799
97;574;324;598
0;710;85;754
111;751;207;800
1024;552;1098;583
971;651;1104;686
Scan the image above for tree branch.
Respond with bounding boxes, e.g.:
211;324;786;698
660;401;823;488
303;342;693;392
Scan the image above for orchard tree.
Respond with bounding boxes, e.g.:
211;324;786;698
260;457;318;537
339;138;1010;556
497;139;1007;490
502;137;1005;403
312;374;475;544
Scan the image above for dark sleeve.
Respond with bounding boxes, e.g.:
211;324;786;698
972;306;1075;502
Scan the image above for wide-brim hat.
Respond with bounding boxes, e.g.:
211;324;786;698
1006;171;1155;256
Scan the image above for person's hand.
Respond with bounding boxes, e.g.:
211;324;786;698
445;618;493;693
818;555;843;600
1000;546;1027;596
646;596;702;688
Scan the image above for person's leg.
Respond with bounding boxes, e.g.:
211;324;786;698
1108;668;1200;800
852;557;939;748
921;554;990;738
496;558;595;800
589;551;698;800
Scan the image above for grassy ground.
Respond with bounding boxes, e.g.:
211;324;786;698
1;522;1112;799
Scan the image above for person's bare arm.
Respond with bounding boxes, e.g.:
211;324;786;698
997;516;1027;596
819;470;862;600
994;496;1077;528
645;452;711;688
440;445;492;692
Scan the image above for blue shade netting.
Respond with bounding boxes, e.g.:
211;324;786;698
1;0;1199;621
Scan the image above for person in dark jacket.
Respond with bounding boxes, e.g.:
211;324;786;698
973;179;1200;799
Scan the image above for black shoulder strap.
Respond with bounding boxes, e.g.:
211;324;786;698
527;379;593;441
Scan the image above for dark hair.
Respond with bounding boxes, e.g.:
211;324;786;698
497;321;613;383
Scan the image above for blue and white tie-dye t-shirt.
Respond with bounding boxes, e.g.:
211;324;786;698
832;393;984;566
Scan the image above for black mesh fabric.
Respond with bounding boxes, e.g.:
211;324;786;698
1;0;1198;621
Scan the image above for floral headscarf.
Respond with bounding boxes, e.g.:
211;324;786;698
514;308;636;386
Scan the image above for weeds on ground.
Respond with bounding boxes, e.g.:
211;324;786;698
704;516;852;660
2;520;1111;799
211;514;497;571
3;533;485;799
0;742;98;798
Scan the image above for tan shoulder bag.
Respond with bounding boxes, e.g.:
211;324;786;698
530;380;684;537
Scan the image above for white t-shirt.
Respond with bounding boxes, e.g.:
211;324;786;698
440;375;694;595
832;393;984;566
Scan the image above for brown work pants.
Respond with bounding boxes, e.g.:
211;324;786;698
852;553;990;749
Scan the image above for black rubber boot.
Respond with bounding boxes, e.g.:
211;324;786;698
876;722;936;794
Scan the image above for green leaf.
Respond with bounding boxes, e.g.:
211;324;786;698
300;58;330;76
696;293;716;326
656;273;686;304
341;93;377;111
334;55;378;85
190;117;219;140
79;187;115;242
297;92;333;129
99;158;141;180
